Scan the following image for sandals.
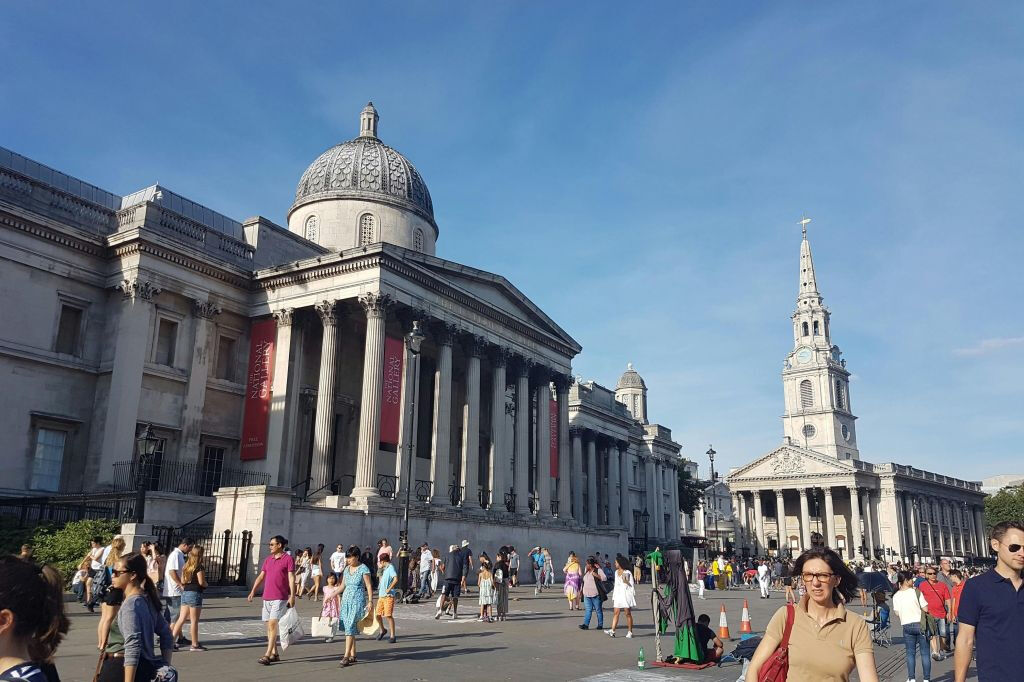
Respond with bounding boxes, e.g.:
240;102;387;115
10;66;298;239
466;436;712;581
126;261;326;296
258;656;272;665
338;656;356;667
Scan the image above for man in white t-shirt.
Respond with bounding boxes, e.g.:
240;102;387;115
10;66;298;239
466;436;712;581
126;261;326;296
163;537;194;631
329;544;346;582
756;560;771;599
418;544;434;598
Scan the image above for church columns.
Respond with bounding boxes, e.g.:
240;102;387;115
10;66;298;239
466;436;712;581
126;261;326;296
618;441;630;531
352;292;392;501
904;494;919;559
512;359;531;515
863;490;875;560
265;308;303;486
753;491;764;555
180;299;218;466
775;490;786;553
849;486;862;560
736;493;748;552
570;428;584;522
973;506;987;558
798;488;811;551
556;377;572;521
429;324;455;506
459;336;483;508
534;372;552;518
487;349;507;510
607;441;621;527
310;300;340;494
823;486;837;549
587;434;599;526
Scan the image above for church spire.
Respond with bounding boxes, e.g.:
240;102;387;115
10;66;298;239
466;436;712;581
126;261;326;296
797;216;821;305
359;101;379;139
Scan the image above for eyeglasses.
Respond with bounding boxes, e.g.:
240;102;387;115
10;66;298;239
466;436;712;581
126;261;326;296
800;572;835;583
110;569;129;577
926;571;937;576
1007;544;1023;553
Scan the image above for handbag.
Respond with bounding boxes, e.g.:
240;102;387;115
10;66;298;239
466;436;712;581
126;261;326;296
311;616;338;638
758;603;794;682
594;571;609;603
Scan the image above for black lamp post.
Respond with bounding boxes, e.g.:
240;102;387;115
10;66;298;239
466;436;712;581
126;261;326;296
707;445;719;553
134;423;160;523
911;497;921;562
397;320;425;599
641;508;650;546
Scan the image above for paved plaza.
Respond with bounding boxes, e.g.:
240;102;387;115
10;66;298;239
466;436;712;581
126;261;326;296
53;584;976;681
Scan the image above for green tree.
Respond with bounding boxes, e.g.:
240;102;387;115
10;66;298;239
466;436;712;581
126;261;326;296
2;518;121;586
984;487;1024;534
677;469;706;515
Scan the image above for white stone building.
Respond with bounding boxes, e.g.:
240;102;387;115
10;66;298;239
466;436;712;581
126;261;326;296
0;103;685;560
726;224;987;563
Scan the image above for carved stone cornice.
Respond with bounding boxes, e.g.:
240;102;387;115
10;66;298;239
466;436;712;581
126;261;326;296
116;278;161;302
315;300;340;326
359;291;393;319
192;298;222;319
272;308;295;326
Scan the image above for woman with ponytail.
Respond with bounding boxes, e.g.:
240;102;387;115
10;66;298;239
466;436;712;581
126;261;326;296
170;545;207;651
112;553;175;681
0;555;69;681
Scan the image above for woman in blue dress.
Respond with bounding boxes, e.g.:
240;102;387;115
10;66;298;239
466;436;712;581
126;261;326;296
338;545;373;667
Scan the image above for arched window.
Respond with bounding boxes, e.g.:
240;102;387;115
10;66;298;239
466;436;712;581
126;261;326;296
304;215;318;242
413;228;424;251
359;214;376;245
800;379;813;408
802;321;809;336
813;320;820;335
835;380;845;409
836;534;846;550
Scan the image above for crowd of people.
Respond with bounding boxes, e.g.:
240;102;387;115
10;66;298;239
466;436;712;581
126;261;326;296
2;519;1022;681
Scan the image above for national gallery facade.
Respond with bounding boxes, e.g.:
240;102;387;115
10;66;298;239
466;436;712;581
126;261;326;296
0;104;683;557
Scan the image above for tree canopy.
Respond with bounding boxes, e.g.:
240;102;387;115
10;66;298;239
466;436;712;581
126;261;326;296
984;486;1024;533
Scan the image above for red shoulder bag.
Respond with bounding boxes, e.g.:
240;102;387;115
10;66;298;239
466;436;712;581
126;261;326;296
758;603;795;682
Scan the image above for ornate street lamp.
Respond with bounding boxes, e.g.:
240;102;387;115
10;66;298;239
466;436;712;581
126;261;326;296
641;508;650;547
134;423;160;523
706;445;719;553
398;320;426;599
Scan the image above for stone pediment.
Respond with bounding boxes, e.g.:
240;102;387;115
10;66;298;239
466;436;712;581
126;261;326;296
727;444;855;483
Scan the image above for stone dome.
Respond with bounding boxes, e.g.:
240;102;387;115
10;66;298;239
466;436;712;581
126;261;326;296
616;363;647;390
290;102;435;230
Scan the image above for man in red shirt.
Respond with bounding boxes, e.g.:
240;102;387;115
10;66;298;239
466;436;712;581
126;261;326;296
248;535;296;666
920;566;952;661
949;569;965;646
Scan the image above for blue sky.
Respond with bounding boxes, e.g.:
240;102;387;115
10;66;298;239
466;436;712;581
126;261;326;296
4;3;1022;479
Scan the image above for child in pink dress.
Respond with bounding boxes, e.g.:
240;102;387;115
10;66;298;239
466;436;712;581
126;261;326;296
321;573;343;643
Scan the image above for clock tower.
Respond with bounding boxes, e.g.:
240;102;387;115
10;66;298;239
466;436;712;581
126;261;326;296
781;220;859;460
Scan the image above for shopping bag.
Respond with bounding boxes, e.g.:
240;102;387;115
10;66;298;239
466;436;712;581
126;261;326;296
310;616;337;638
278;607;304;649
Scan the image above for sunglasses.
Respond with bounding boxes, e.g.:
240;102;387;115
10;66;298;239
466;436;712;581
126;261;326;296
111;569;130;577
1007;544;1023;553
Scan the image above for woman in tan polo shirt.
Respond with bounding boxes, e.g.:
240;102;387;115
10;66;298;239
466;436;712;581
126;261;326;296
747;547;878;682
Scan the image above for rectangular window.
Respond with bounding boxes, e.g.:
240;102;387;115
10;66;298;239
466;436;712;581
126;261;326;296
31;428;67;491
199;446;225;496
55;305;83;355
155;319;177;366
215;336;236;381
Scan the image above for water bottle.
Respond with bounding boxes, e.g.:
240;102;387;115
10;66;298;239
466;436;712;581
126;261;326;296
638;646;646;670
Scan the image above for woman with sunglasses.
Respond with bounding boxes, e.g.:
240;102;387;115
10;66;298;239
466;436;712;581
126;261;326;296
111;553;175;682
747;547;879;682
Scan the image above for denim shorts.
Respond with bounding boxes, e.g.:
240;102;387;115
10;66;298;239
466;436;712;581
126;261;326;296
181;590;203;607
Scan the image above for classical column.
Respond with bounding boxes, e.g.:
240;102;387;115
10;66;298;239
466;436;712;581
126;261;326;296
653;459;664;538
429;324;455;506
555;376;572;520
352;292;392;501
904;494;918;558
459;336;483;508
266;308;301;485
863;490;875;560
823;486;837;549
753;491;765;555
570;428;584;522
775;490;786;552
97;278;160;483
735;494;747;552
798;488;811;551
643;454;655;536
310;300;340;494
586;433;599;526
607;443;620;527
534;372;552;518
488;348;507;510
618;441;630;531
513;358;531;514
955;503;967;556
973;505;986;558
180;298;219;465
849;486;862;560
669;464;680;539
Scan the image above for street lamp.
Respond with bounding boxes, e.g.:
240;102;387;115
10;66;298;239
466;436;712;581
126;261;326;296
398;320;425;599
707;445;719;554
134;423;160;523
641;508;650;547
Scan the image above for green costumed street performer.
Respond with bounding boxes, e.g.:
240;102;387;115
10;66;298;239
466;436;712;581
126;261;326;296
651;549;704;664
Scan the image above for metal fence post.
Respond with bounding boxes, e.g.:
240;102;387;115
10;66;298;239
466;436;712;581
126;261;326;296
219;529;232;585
236;530;252;586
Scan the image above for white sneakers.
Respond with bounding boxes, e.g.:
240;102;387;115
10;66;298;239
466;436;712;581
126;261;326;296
626;631;633;639
604;629;615;637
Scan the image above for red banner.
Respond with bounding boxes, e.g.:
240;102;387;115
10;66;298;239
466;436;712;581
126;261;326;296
380;336;404;445
550;398;559;474
240;318;276;460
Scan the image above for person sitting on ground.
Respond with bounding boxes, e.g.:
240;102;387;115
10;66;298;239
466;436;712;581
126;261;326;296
695;613;724;662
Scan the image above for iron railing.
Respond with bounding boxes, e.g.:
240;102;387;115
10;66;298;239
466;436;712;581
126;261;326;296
414;479;432;502
478;486;491;510
0;492;140;527
377;474;398;499
504;491;516;513
152;526;254;586
449;484;464;507
112;459;270;497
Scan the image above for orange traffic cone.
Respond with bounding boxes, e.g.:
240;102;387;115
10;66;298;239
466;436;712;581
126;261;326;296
718;603;731;639
739;599;753;634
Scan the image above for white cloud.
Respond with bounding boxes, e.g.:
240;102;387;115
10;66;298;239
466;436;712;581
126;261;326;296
953;336;1024;357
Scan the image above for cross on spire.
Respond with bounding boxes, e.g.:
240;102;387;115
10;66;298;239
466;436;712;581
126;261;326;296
799;215;812;237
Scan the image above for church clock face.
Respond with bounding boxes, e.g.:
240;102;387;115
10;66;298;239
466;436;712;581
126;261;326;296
795;347;812;365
